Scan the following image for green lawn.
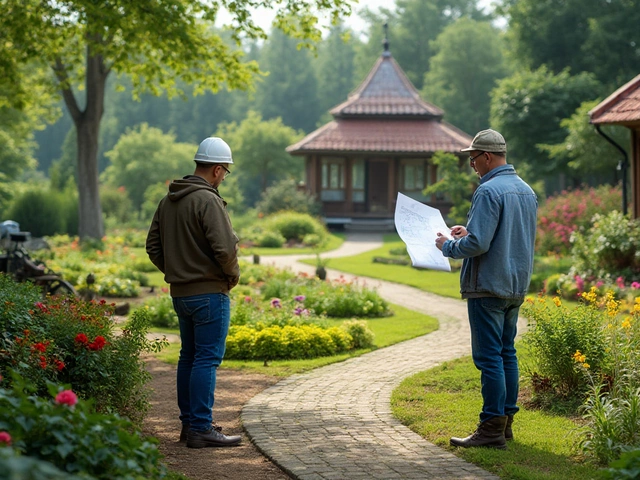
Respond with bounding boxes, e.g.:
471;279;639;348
299;233;462;298
391;346;606;480
153;302;438;376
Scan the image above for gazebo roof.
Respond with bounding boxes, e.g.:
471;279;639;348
329;52;444;119
590;73;640;126
286;119;471;154
288;47;471;155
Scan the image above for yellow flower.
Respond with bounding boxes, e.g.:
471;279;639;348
553;297;562;307
621;317;631;329
583;363;590;369
605;291;619;317
572;350;587;363
581;287;598;304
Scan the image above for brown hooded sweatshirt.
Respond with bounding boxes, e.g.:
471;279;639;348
146;175;240;297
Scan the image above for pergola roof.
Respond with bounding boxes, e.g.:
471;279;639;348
288;49;471;155
287;119;471;154
590;73;640;126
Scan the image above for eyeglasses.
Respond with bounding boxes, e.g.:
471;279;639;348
220;165;231;178
469;152;484;165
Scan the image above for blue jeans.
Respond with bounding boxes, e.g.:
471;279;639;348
467;297;522;423
173;293;230;433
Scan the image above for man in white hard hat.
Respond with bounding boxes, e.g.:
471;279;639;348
146;137;241;448
435;129;537;450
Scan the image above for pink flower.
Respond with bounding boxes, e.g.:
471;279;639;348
294;295;306;302
244;296;252;303
55;390;78;407
616;276;625;289
632;282;640;289
574;275;584;293
0;431;11;445
270;298;282;309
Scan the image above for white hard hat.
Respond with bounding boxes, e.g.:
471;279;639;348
193;137;233;164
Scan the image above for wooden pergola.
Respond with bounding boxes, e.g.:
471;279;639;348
286;44;471;229
590;73;640;218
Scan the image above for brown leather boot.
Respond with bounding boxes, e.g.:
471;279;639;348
450;415;508;450
505;415;514;441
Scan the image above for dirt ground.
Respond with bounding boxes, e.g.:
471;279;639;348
143;358;292;480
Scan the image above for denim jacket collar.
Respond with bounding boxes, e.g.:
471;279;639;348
480;164;515;185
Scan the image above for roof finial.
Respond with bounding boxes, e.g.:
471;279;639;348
382;22;390;57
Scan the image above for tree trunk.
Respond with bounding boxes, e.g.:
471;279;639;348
56;44;108;240
76;118;104;240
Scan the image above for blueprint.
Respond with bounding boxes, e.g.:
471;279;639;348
394;192;452;272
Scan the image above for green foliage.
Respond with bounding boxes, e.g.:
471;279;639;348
538;100;628;178
256;230;286;248
422;18;508;135
537;185;623;256
422;151;475;225
138;295;179;329
215;111;304;207
0;447;84;480
570;211;640;282
340;319;374;349
522;297;608;397
263;211;327;243
140;182;168;224
500;0;640;87
607;449;640;480
6;187;76;237
255;178;320;216
490;66;601;180
101;124;194;212
100;185;135;224
0;372;168;479
0;276;167;424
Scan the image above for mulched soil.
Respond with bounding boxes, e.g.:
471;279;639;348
142;358;292;480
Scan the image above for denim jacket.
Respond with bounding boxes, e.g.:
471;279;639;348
442;164;537;299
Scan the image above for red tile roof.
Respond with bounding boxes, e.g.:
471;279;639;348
590;73;640;125
330;54;444;118
287;119;472;154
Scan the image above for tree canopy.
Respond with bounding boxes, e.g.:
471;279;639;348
0;0;352;239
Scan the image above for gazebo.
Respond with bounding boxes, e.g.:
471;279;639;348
286;40;472;229
589;73;640;218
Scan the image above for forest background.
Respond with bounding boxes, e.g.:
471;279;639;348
1;0;639;237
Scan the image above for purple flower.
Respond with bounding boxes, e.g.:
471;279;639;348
294;295;306;302
270;298;282;308
293;307;302;316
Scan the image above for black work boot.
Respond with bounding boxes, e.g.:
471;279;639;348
187;425;241;448
504;415;514;441
179;423;190;443
450;415;508;450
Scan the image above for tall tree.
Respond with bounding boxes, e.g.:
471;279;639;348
356;0;487;90
490;67;601;183
501;0;640;87
215;111;303;207
315;24;360;116
255;29;322;133
0;0;351;239
422;18;508;135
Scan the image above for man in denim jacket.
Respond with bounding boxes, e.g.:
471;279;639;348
435;129;537;450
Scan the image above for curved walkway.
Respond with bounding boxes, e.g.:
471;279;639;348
242;233;524;480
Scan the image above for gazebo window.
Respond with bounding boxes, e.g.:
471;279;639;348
401;160;425;191
352;160;365;203
320;157;345;201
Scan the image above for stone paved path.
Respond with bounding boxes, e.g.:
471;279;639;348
242;233;527;479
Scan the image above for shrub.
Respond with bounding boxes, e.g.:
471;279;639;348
101;185;135;224
257;230;286;248
262;211;327;243
6;188;68;237
0;276;167;425
138;295;179;329
522;295;608;397
537;184;621;255
570;210;640;282
0;448;84;480
255;179;320;216
341;319;375;349
0;373;168;479
607;449;640;479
